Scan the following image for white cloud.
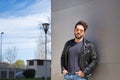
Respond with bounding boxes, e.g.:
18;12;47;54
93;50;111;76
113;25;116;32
0;0;51;61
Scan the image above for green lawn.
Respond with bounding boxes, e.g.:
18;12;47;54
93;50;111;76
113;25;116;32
0;78;51;80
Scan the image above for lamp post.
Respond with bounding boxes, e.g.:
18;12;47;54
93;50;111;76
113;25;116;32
0;32;4;63
42;23;49;80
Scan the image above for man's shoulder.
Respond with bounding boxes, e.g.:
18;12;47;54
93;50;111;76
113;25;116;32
84;39;95;47
66;39;74;43
64;39;74;46
84;39;91;44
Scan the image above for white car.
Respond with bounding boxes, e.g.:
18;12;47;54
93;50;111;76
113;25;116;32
15;71;25;78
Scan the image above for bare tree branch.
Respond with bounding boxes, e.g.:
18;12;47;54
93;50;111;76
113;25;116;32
35;16;51;60
4;47;17;65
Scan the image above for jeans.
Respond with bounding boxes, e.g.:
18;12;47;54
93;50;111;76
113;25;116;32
64;74;87;80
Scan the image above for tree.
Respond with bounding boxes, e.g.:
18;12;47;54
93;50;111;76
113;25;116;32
0;61;9;68
4;47;17;66
13;59;25;68
35;31;45;59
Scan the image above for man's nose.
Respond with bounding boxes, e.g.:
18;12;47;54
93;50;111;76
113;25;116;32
77;30;81;33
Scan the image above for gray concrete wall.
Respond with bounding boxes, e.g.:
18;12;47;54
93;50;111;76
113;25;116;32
51;0;120;80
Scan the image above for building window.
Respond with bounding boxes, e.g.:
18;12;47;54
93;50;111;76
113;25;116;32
29;61;34;65
37;60;43;65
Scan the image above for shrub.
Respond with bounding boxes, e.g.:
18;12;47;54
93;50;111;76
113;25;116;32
23;69;36;78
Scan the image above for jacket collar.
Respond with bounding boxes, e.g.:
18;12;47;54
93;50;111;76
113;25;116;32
68;38;90;47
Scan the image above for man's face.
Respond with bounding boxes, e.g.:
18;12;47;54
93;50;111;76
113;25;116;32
74;25;85;39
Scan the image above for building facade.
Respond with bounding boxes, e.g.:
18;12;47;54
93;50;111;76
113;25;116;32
26;59;51;78
0;68;24;79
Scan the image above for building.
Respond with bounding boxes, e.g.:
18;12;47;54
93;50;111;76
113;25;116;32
0;68;24;79
26;59;51;78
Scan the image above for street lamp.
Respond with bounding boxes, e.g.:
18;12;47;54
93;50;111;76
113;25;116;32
0;32;4;63
42;23;49;80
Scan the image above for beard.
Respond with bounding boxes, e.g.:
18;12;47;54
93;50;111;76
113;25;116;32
75;33;84;39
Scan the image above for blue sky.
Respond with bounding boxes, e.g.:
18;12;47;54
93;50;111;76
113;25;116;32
0;0;51;64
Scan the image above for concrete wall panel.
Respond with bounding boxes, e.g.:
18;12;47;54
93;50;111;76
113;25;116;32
51;0;120;80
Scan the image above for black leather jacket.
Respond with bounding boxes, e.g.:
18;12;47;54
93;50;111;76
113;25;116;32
61;38;98;78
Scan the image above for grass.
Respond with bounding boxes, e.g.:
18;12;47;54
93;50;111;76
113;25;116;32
0;78;51;80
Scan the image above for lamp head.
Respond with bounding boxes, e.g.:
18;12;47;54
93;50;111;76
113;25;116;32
42;23;49;34
1;32;4;34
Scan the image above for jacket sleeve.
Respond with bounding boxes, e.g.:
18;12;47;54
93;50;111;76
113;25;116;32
61;42;68;74
83;43;98;76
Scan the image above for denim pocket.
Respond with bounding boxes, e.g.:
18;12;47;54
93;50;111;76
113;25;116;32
64;74;69;79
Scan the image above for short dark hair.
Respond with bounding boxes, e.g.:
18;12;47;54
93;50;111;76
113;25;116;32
75;21;88;31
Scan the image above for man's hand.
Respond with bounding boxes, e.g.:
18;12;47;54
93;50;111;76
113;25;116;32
75;71;85;77
62;70;68;75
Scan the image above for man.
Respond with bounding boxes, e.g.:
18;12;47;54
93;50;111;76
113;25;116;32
61;21;98;80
